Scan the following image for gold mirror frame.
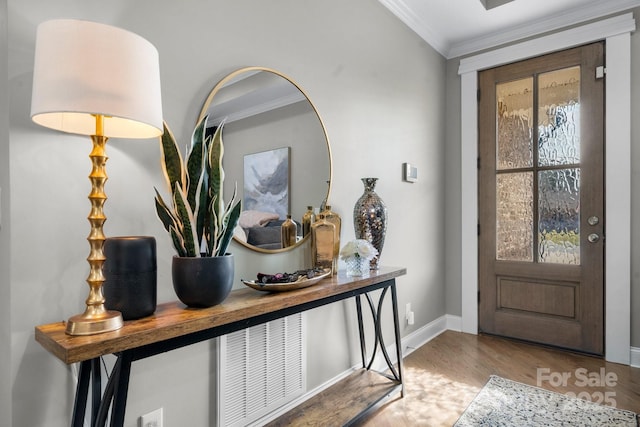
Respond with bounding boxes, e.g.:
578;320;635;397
197;66;333;253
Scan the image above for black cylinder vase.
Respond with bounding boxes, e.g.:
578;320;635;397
103;236;157;320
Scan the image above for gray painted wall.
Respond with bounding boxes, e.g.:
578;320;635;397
7;1;445;425
630;8;640;348
1;0;12;423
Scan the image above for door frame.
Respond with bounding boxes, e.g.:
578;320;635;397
458;13;635;364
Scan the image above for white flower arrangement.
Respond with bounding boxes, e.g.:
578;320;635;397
339;239;379;261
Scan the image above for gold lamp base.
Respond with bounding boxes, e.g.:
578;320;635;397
64;118;124;336
66;309;123;336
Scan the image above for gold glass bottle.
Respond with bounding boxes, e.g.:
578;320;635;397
302;206;315;237
321;205;341;274
281;214;298;248
311;214;335;273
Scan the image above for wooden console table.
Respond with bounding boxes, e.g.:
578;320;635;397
35;266;407;427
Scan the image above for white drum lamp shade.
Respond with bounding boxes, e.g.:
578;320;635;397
31;19;163;138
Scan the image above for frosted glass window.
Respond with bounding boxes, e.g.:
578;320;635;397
538;168;580;264
497;78;533;170
494;65;582;265
497;172;533;261
538;67;580;167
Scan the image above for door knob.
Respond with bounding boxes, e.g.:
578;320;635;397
588;233;600;243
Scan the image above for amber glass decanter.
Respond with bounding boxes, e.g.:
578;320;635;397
281;214;297;248
311;214;335;273
321;205;341;274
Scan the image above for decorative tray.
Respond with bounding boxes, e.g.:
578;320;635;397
241;268;331;292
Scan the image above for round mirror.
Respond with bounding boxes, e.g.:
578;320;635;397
197;67;332;253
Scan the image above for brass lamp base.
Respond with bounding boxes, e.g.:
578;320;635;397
66;310;123;336
64;118;124;336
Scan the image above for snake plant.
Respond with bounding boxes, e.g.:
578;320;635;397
154;116;242;257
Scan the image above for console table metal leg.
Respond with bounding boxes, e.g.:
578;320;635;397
95;357;118;427
355;295;367;368
110;351;133;427
71;359;92;427
91;358;102;425
390;283;404;397
370;287;400;383
357;283;402;387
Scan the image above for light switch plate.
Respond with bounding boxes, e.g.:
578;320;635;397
403;163;417;183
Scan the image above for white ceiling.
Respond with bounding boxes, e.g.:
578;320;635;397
379;0;640;58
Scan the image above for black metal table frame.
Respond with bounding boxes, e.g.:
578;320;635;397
71;278;404;427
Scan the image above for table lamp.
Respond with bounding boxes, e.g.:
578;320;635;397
30;19;163;335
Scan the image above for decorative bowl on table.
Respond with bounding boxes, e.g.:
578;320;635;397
241;268;331;292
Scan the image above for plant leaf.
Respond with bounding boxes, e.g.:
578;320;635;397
173;183;199;257
216;198;242;256
186;115;208;209
159;121;186;195
222;183;239;227
169;224;187;257
154;188;178;233
208;122;225;230
193;163;208;250
207;195;220;256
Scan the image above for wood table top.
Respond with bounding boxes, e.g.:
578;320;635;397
35;267;406;364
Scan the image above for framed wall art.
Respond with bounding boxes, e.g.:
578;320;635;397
243;147;290;218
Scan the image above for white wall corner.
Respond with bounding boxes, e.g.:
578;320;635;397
446;314;462;332
630;347;640;368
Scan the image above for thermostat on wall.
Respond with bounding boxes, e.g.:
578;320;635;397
403;163;417;183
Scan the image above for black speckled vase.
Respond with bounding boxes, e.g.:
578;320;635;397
353;178;387;270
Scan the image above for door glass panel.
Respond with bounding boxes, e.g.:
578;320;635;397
537;66;581;265
538;67;580;167
497;172;533;261
497;78;533;170
538;168;580;264
494;66;582;265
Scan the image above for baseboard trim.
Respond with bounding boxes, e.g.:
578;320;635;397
630;347;640;368
401;314;461;357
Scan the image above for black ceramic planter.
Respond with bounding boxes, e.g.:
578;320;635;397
172;254;234;308
103;236;157;320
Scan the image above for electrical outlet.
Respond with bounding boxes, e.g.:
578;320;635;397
140;408;163;427
406;303;415;325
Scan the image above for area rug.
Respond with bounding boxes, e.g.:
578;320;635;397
454;375;638;426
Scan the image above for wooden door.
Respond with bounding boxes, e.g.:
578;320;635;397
478;43;605;355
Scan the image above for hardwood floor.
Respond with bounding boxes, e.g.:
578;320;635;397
360;330;640;426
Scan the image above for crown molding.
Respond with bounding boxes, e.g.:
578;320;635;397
380;0;640;59
458;13;636;74
450;0;640;58
378;0;449;57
